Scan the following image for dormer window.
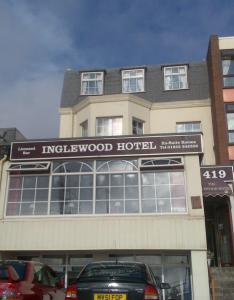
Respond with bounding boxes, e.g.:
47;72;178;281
122;69;144;93
164;65;188;90
81;72;103;95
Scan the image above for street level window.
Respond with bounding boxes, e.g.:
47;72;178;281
51;161;94;215
222;58;234;87
122;69;144;93
96;117;122;136
80;120;88;137
81;72;103;95
164;66;188;90
226;104;234;143
132;118;144;135
6;158;187;216
141;171;186;213
6;175;50;216
176;122;201;133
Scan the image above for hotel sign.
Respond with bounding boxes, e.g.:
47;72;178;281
10;134;203;161
201;166;233;196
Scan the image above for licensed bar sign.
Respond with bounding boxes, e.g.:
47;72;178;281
10;134;203;161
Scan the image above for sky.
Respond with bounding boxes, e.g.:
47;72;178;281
0;0;234;139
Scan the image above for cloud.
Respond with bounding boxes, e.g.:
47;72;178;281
0;1;81;138
0;0;234;138
0;72;63;139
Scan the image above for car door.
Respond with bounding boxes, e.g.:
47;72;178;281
33;264;56;300
46;267;65;300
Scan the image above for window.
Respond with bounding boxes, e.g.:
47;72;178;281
6;158;187;216
51;161;94;215
81;72;103;95
7;162;50;172
132;119;144;135
176;122;201;133
164;66;188;90
222;58;234;87
96;117;122;136
6;175;50;216
141;171;186;213
226;104;234;143
80;120;88;137
122;69;144;93
96;160;139;214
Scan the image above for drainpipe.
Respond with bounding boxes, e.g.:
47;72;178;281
0;155;7;186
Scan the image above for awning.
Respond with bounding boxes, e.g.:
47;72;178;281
201;166;233;197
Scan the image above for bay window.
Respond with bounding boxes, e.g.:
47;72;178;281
132;118;144;135
96;117;122;136
6;158;187;216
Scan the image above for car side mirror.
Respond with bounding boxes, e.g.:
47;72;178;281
160;282;171;289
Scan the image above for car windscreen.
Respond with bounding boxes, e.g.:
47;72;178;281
0;261;26;281
78;263;147;283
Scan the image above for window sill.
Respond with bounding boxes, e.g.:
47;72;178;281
163;88;190;92
223;86;234;89
80;93;104;96
122;91;146;94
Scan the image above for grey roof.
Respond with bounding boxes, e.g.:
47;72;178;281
60;61;209;108
0;128;26;145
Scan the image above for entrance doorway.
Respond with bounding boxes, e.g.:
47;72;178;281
204;196;234;266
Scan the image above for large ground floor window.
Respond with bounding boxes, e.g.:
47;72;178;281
12;251;191;300
6;158;187;216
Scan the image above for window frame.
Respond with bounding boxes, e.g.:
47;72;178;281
163;65;188;91
176;121;201;133
222;57;234;88
81;72;104;95
122;69;145;93
226;104;234;144
80;120;88;137
132;118;144;135
5;158;188;217
96;116;123;136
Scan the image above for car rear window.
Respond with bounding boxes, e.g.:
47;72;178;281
0;261;26;281
78;263;147;283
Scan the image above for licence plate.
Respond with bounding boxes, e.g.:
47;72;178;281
94;294;126;300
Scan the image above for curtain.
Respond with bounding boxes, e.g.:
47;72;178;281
222;60;231;75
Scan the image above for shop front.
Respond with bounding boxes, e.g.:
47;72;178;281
0;134;210;300
201;166;234;266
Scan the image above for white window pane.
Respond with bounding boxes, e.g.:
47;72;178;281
227;113;234;130
179;66;186;73
79;201;93;214
172;198;186;212
125;187;139;199
172;67;179;74
157;198;171;213
122;69;144;93
110;200;124;213
164;68;171;75
142;200;156;213
229;132;234;143
193;122;201;131
81;72;103;95
176;122;201;133
125;200;139;213
164;66;188;90
176;124;184;133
